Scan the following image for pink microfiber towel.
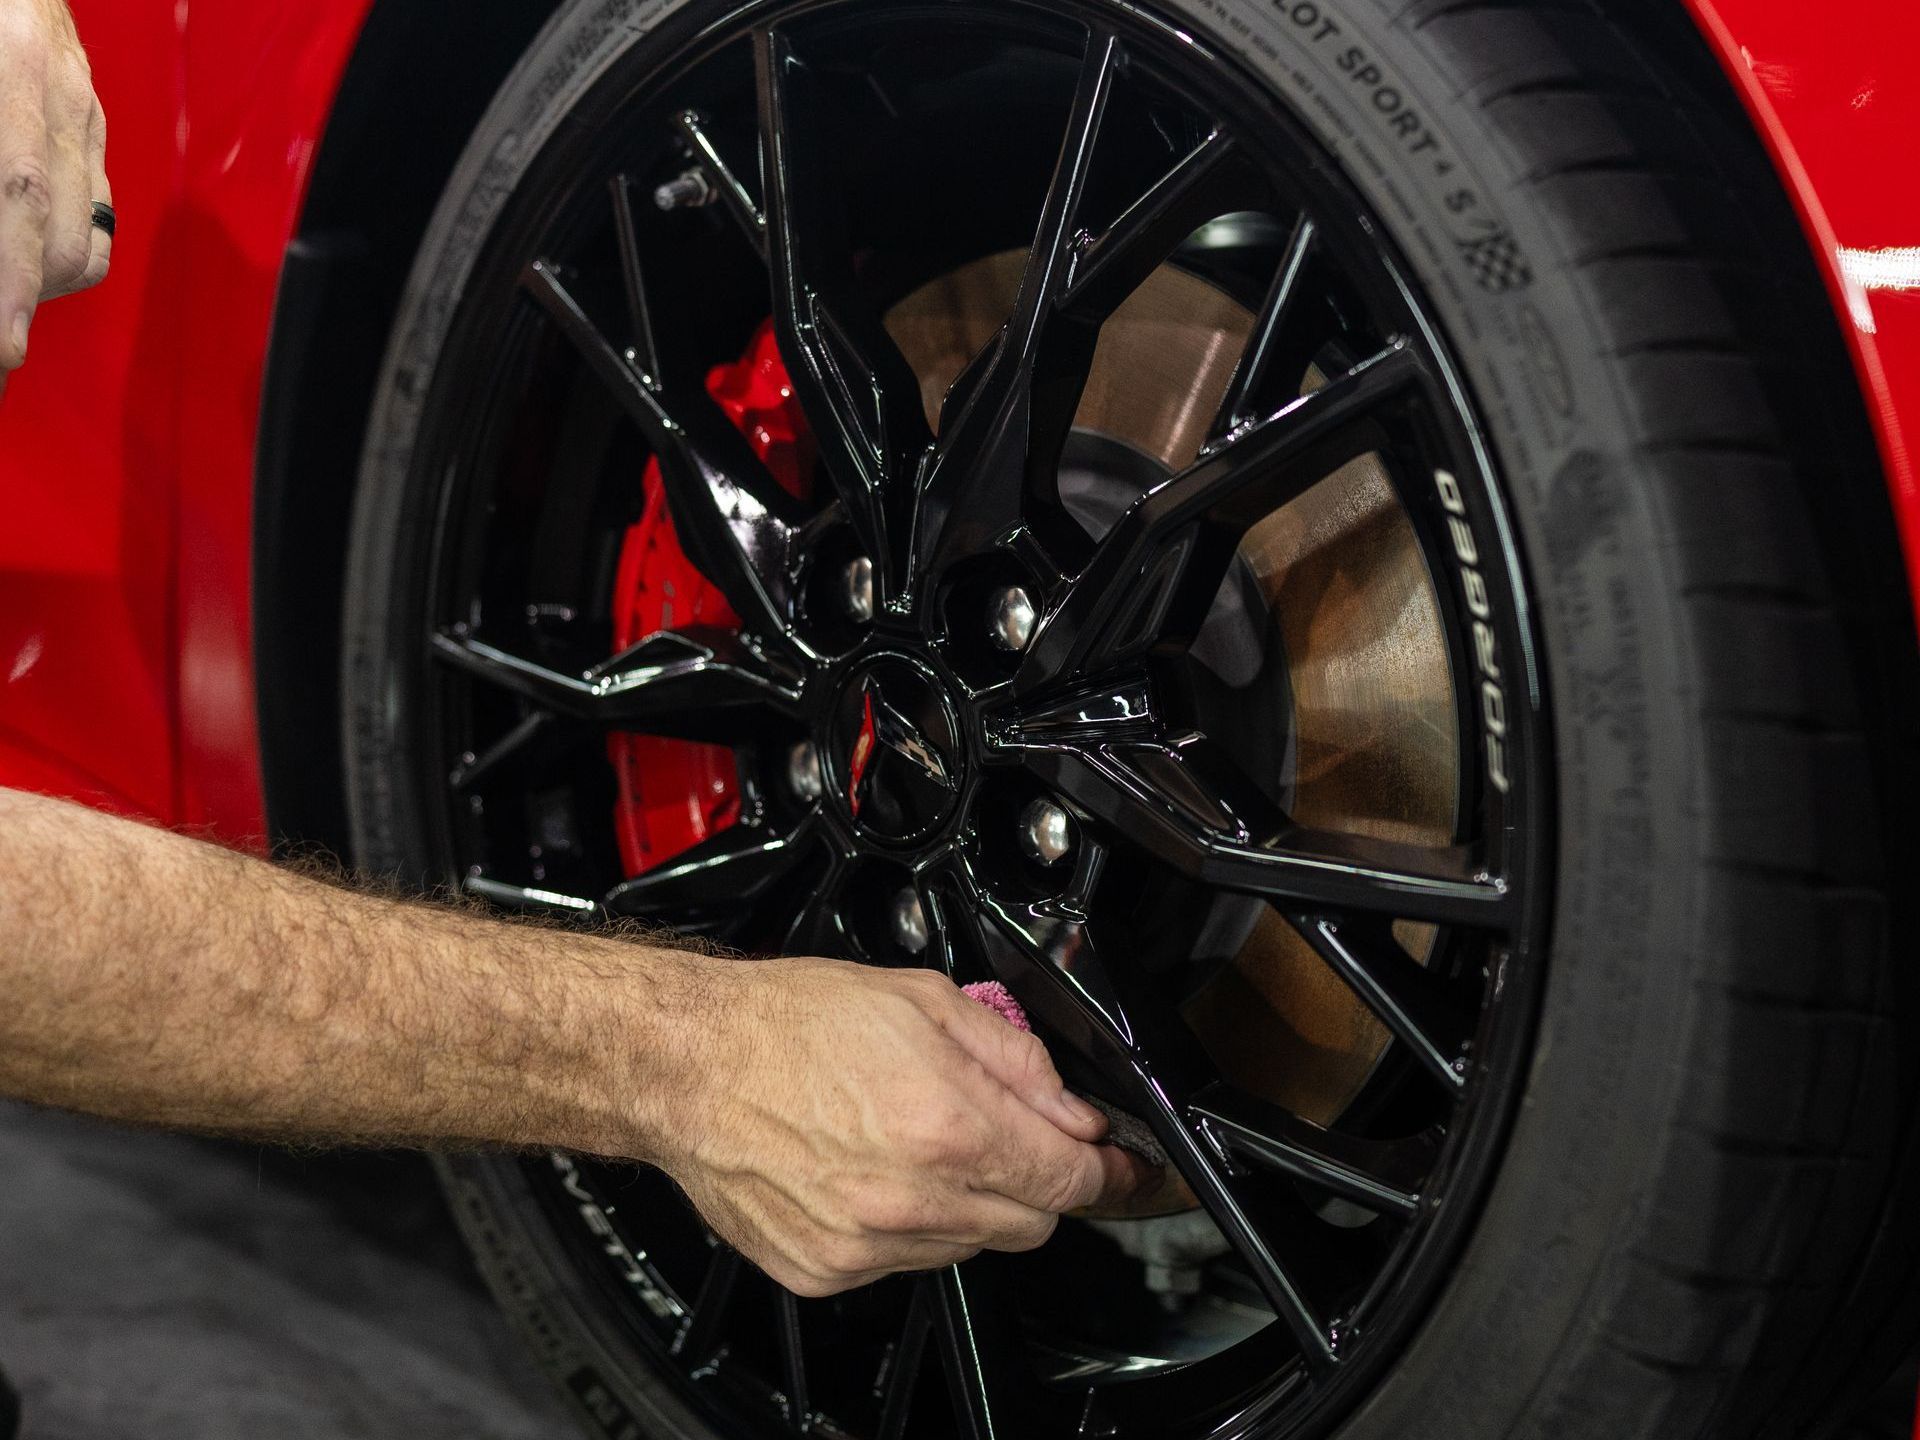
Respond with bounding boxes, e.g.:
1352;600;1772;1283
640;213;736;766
961;981;1169;1167
961;980;1029;1031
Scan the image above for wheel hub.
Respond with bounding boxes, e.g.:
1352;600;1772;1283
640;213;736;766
828;655;966;844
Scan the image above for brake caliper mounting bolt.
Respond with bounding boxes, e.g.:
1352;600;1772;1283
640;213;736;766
1020;798;1073;867
988;585;1036;653
787;740;824;803
890;888;930;956
653;168;715;211
842;556;875;623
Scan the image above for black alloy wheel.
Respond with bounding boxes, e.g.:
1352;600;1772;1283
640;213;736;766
336;0;1920;1436
369;5;1546;1435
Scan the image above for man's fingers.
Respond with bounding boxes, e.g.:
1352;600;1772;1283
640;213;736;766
933;980;1108;1142
37;52;90;300
964;1079;1146;1216
0;38;50;370
76;129;108;293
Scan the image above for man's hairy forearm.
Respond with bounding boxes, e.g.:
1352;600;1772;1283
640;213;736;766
0;788;717;1158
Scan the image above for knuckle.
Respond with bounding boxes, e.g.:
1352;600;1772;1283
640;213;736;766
44;233;88;286
1038;1157;1095;1214
2;159;53;218
1001;1211;1058;1253
899;1102;973;1164
856;1186;932;1236
817;1232;876;1278
780;1267;838;1300
1010;1030;1053;1083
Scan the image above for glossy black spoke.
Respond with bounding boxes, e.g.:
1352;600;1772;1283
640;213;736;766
780;851;851;957
754;28;933;585
462;874;601;918
1212;213;1323;437
1059;129;1246;318
1288;914;1477;1089
671;1245;744;1371
449;710;550;792
775;1287;812;1433
521;258;806;643
673;109;767;254
909;30;1122;589
1009;737;1507;927
928;1266;1048;1439
875;1285;932;1440
948;878;1339;1371
1189;1085;1432;1217
431;625;802;742
1015;341;1423;693
609;174;664;380
603;814;823;924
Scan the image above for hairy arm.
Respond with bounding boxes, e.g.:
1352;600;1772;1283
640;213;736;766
0;788;1145;1293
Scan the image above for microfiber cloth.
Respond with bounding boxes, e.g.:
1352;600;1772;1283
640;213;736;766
962;981;1169;1167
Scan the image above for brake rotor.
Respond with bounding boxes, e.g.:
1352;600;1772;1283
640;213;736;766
885;254;1459;1128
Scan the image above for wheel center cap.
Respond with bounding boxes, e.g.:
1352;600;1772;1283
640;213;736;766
831;657;964;844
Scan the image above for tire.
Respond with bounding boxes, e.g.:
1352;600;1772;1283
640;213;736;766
340;0;1920;1436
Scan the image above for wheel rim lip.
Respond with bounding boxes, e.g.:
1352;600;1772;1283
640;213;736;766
388;0;1560;1435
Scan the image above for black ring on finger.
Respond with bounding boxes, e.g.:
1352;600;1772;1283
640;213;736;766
90;201;115;239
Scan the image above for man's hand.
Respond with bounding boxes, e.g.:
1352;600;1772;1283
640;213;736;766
0;789;1148;1301
0;0;109;394
652;959;1153;1296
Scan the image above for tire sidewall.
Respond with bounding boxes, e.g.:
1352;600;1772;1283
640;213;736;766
346;1;1708;1437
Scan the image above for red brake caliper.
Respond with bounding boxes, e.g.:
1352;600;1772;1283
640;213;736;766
607;320;813;877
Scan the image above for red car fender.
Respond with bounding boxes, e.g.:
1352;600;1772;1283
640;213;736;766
1684;0;1920;636
0;0;371;842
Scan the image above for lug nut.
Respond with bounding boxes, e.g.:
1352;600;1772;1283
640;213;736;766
653;168;715;211
988;585;1036;653
1020;797;1074;867
787;741;824;803
890;887;930;955
842;556;875;623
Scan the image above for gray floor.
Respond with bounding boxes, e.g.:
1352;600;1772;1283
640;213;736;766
0;1102;574;1439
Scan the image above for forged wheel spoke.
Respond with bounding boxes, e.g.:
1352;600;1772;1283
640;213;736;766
673;109;768;253
462;874;600;918
1212;214;1323;437
431;626;802;741
449;711;550;792
928;1266;1046;1439
876;1285;932;1440
1059;130;1246;318
910;30;1122;587
938;847;1144;1058
781;852;851;957
754;28;933;582
603;815;823;923
949;878;1339;1370
1289;914;1477;1089
1189;1085;1432;1217
1015;342;1423;692
1011;738;1507;926
609;174;664;380
775;1287;812;1432
522;258;805;643
1153;1125;1339;1371
672;1246;744;1370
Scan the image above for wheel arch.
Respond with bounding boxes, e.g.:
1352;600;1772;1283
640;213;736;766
254;0;564;853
